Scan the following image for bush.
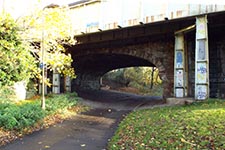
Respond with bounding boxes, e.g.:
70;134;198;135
0;102;45;130
0;14;36;87
45;93;78;115
0;93;79;131
0;86;16;103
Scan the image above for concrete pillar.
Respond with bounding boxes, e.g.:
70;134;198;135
195;15;209;100
39;71;47;95
52;70;60;94
64;76;71;92
100;77;103;86
174;33;186;97
39;83;47;95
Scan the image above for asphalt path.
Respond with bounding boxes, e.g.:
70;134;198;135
1;90;165;150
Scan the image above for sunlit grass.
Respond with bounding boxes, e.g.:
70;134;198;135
108;99;225;150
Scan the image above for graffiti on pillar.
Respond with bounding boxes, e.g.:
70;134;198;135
176;51;183;68
197;17;206;39
197;63;207;83
176;88;184;97
65;76;71;92
198;39;206;60
176;70;183;87
197;85;207;100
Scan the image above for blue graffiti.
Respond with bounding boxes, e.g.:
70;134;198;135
198;91;207;99
197;66;207;74
176;51;183;64
197;86;207;99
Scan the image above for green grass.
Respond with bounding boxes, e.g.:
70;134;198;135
0;93;80;131
108;99;225;150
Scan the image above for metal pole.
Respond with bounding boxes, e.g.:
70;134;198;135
2;0;5;14
41;9;45;110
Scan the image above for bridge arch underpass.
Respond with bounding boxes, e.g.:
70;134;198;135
64;12;225;99
69;34;174;98
71;51;168;97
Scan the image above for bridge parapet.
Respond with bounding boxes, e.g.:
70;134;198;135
69;1;225;35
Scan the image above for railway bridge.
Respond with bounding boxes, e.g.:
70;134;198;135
67;11;225;99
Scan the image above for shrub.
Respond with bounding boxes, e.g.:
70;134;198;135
45;93;78;115
0;102;45;130
0;14;36;87
0;86;16;103
0;93;79;131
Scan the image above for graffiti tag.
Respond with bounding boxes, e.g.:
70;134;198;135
197;86;207;100
197;66;207;74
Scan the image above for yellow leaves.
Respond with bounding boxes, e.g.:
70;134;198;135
18;6;74;45
12;6;76;84
62;68;76;79
44;145;50;149
180;138;196;146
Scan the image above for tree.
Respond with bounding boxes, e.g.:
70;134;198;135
103;67;162;95
17;5;76;109
0;14;36;87
18;5;76;79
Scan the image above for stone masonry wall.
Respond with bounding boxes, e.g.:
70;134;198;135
72;38;175;98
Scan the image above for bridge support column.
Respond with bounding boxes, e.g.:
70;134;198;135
64;76;71;92
195;15;209;100
39;70;47;95
52;70;60;94
74;73;101;90
174;33;186;97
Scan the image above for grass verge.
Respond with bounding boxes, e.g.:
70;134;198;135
108;99;225;150
0;93;88;146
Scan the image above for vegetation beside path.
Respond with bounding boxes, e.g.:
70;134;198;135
0;93;87;146
108;99;225;150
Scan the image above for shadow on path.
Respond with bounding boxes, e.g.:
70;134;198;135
77;89;166;110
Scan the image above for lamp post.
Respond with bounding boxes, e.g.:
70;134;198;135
41;6;45;109
41;3;60;110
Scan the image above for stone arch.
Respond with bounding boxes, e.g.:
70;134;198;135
71;39;174;98
74;43;168;80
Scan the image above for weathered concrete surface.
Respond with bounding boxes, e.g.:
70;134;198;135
166;97;194;105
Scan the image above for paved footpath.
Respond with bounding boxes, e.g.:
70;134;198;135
1;90;165;150
1;108;128;150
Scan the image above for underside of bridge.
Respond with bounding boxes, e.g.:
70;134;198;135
67;11;225;99
72;54;155;90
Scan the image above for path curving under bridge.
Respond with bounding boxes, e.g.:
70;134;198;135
1;90;166;150
77;89;165;110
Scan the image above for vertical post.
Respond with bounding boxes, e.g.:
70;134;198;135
99;77;103;86
39;77;47;94
41;42;45;108
174;33;185;97
41;7;46;110
195;15;209;100
64;76;71;93
52;69;60;94
2;0;5;14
